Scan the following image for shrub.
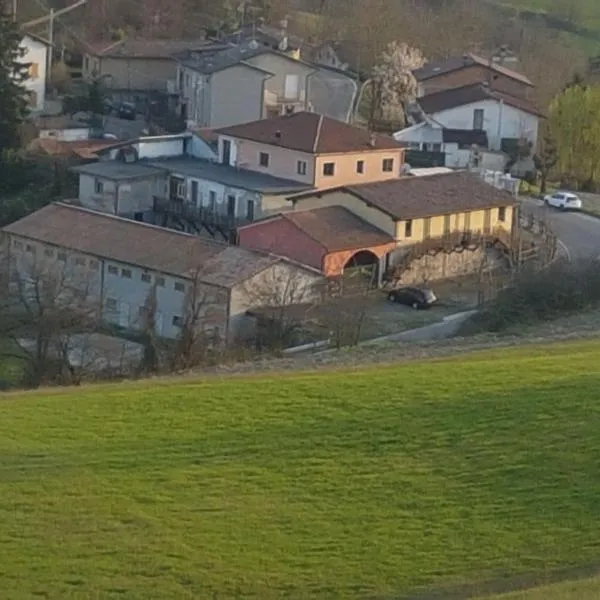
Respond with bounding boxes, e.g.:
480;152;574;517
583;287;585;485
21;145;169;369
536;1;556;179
467;259;600;332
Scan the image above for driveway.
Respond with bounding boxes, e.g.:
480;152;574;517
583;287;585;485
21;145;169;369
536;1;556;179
519;197;600;260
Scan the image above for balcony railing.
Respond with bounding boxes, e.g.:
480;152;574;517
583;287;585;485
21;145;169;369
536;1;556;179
153;196;252;232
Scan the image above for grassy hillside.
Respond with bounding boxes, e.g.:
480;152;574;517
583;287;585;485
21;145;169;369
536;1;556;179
2;340;600;599
486;575;600;599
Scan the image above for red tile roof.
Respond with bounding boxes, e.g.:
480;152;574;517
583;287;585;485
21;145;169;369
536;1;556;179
216;112;403;154
283;206;394;251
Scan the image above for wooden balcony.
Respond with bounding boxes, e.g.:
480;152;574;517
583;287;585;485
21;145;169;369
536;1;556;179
153;196;251;241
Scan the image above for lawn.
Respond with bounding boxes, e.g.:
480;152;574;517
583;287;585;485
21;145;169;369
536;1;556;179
485;575;600;599
2;340;600;599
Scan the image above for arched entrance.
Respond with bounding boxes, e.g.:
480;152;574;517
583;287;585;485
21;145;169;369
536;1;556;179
342;250;380;289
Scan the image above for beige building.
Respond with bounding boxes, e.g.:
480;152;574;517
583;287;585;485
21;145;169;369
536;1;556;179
216;112;405;192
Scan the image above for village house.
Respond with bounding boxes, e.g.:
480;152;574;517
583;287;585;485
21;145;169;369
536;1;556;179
20;33;50;112
215;111;405;191
237;171;516;285
3;203;322;343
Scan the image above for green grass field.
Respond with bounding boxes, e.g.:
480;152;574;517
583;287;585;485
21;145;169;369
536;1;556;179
2;340;600;599
486;575;600;599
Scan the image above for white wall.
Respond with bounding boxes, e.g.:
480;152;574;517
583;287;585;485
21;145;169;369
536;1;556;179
20;36;47;112
430;100;539;151
394;123;443;147
137;138;187;159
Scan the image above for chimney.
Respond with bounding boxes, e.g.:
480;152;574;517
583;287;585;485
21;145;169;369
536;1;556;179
369;133;377;147
275;130;282;142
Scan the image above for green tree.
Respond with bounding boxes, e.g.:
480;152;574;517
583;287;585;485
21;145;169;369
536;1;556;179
0;5;30;150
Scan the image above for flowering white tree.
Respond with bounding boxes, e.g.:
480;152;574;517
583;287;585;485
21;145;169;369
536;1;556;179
371;41;426;126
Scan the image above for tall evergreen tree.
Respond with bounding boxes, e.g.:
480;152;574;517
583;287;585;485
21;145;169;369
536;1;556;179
0;4;30;150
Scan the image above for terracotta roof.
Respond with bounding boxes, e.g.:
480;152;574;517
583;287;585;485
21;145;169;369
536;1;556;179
3;203;280;287
87;38;210;59
216;112;402;154
418;83;543;117
414;53;533;86
282;206;393;252
341;171;516;220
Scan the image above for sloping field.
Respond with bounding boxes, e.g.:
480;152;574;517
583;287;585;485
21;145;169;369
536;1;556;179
2;340;600;599
486;574;600;599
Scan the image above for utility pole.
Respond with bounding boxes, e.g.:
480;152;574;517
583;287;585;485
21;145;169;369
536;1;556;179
47;8;54;75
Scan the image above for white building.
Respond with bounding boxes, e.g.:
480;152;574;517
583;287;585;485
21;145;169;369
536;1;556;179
20;34;50;112
3;203;322;342
416;82;541;152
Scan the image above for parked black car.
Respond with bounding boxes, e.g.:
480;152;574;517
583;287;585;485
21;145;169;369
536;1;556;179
387;287;437;309
117;102;136;120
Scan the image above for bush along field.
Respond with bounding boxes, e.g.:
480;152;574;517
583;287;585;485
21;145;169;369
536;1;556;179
2;340;600;599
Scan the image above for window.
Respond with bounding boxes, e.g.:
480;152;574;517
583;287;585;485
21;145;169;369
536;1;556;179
259;152;270;167
94;179;104;194
297;160;307;175
172;315;183;327
108;265;119;275
323;162;335;176
155;276;165;287
121;268;132;279
75;257;86;266
382;158;394;172
464;211;471;231
13;240;23;250
133;212;144;222
356;160;364;174
29;63;39;79
106;298;117;311
423;217;432;239
57;252;67;262
404;220;413;238
473;108;484;130
174;282;186;292
498;206;507;222
44;248;54;258
443;214;451;235
26;244;36;254
246;199;255;221
208;190;216;212
89;259;99;270
432;143;442;152
141;272;152;283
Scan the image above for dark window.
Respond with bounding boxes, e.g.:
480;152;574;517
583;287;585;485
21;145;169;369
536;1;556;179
222;139;231;165
432;143;442;152
172;315;183;327
404;220;412;238
89;260;99;270
473;109;484;130
209;190;217;212
141;273;151;283
423;217;432;239
13;240;23;250
121;268;132;279
498;206;506;222
106;298;117;311
297;160;307;175
227;195;236;219
259;152;270;167
26;244;36;254
356;160;364;174
246;199;255;221
174;282;185;292
57;252;67;262
382;158;394;172
133;212;144;222
94;179;104;194
75;257;86;266
44;248;54;258
156;276;165;287
323;162;335;176
108;265;118;275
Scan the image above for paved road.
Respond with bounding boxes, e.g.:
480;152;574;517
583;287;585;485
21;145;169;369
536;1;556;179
520;197;600;261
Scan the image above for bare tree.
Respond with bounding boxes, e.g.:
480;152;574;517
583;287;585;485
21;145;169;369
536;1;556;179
371;41;426;127
0;244;102;388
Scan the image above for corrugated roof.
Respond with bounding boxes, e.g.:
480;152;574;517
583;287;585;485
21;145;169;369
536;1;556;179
414;53;533;86
282;206;393;252
343;171;516;220
418;83;543;117
216;112;402;154
3;203;278;287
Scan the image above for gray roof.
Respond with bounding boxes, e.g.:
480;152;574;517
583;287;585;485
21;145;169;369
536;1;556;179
148;158;312;194
174;43;274;75
71;161;165;181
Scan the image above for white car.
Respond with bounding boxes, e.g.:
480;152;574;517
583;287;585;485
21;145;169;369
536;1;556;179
543;191;582;210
